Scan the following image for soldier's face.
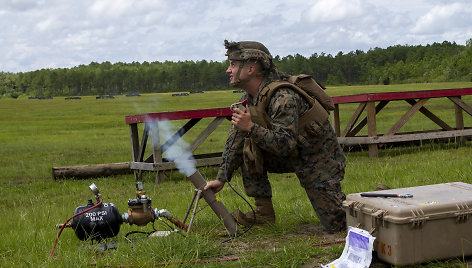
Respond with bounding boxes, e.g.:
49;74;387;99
226;60;240;85
226;60;250;88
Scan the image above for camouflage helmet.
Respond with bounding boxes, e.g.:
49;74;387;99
224;40;274;71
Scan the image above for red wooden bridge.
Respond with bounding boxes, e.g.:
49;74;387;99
125;87;472;183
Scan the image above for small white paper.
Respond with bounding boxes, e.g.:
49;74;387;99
322;227;375;268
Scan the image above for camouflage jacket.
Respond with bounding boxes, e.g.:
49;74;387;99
217;81;345;183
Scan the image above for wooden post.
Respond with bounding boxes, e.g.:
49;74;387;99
149;122;165;184
129;123;140;180
453;96;465;145
350;100;389;137
367;101;378;157
333;104;341;136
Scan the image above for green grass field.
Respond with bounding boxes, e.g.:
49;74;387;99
1;81;472;267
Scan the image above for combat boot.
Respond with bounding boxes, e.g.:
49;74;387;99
232;197;275;227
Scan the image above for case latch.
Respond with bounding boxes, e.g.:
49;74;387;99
371;209;386;229
455;203;472;222
344;200;363;217
410;209;428;227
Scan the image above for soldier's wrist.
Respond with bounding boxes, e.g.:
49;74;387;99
216;169;227;182
246;123;256;137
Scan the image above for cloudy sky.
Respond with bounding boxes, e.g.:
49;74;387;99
1;0;471;73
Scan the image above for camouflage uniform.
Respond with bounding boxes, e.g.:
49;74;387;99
217;80;346;233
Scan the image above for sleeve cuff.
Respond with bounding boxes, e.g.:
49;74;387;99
216;168;228;183
246;124;256;137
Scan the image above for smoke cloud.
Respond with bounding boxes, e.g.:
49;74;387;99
148;120;196;177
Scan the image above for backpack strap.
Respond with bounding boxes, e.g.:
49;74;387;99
260;81;329;129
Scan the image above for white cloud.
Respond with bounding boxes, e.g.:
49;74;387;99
35;17;55;32
411;3;472;34
306;0;364;23
0;0;471;72
88;0;166;20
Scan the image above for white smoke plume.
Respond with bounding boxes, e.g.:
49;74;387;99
148;119;196;177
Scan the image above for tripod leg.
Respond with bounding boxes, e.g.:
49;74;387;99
183;189;199;224
187;190;202;233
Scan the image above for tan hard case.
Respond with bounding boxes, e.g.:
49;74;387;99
343;182;472;266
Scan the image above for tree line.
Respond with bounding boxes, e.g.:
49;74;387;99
1;39;471;98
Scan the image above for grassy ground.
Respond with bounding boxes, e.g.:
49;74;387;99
0;81;472;267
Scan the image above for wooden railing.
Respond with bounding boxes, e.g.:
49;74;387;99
331;88;472;157
125;88;472;183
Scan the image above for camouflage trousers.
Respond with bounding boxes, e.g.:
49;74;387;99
240;154;346;233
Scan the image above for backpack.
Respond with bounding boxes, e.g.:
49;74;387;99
286;74;334;112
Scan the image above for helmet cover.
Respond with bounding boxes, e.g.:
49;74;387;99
224;40;273;71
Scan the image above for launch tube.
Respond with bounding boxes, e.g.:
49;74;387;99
187;170;237;235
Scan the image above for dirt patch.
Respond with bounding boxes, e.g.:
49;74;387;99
288;223;346;242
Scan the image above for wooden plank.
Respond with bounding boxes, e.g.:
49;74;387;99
341;102;366;137
453;96;465;144
189;117;226;153
137;123;149;162
149;122;164;184
384;98;429;136
157;157;222;170
125;107;233;124
129;124;139;161
136;123;150;181
160;118;201;153
332;87;472;104
129;123;140;180
404;99;453;130
454;97;465;130
333;104;341;136
449;96;472;116
130;162;155;171
349;100;389;137
337;128;472;145
366;101;378;157
332;94;369;104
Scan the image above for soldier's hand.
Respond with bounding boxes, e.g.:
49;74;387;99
204;180;225;193
231;104;254;132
